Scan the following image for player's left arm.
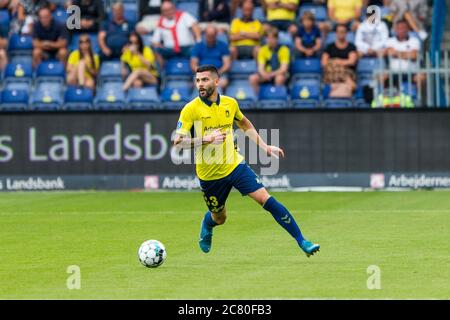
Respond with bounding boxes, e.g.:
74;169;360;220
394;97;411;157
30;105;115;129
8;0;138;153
235;116;285;159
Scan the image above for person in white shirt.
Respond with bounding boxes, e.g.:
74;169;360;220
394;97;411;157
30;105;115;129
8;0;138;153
355;11;389;57
383;20;425;89
151;1;202;65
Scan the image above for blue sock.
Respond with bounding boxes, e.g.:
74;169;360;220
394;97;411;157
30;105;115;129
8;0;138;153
202;211;217;231
263;196;305;243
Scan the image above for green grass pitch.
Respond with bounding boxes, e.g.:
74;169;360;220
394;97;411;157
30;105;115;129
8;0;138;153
0;191;449;299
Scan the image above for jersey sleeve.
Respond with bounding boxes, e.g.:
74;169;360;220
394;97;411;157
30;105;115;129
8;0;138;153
233;99;244;121
176;104;194;136
279;46;291;65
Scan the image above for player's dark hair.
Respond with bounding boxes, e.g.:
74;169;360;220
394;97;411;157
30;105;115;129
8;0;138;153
196;65;220;77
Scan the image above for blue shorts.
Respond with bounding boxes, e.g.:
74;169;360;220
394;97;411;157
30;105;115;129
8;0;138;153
199;162;265;213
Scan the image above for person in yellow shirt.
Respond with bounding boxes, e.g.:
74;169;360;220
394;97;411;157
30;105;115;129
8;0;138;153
264;0;299;33
327;0;362;32
121;31;159;91
66;34;100;90
249;28;290;93
173;64;320;257
229;0;264;60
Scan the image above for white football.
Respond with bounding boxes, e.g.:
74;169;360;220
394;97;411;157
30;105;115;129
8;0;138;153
138;240;167;268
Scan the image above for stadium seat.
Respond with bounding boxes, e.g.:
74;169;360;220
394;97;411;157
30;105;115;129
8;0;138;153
230;59;257;81
225;82;257;109
290;58;322;83
94;82;126;110
10;55;33;65
357;57;384;81
353;86;370;108
290;83;321;109
123;2;138;26
35;61;65;84
324;32;355;46
161;87;192;110
127;87;160;110
98;60;122;85
298;5;328;22
0;89;29;111
4;81;31;92
163;79;193;90
258;85;288;109
53;6;68;25
69;33;100;54
4;62;33;83
30;83;64;111
164;58;192;81
278;31;294;48
8;34;33;56
0;10;10;33
323;98;354;108
234;6;266;22
64;86;94;111
176;2;199;20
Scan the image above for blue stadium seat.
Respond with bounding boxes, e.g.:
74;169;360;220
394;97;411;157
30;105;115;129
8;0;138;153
164;79;193;90
64;86;94;111
98;60;122;85
0;10;10;33
325;32;355;46
357;57;384;81
53;6;68;25
35;61;65;84
323;98;354;108
230;59;257;80
4;62;33;83
30;83;64;111
127;87;160;110
10;55;33;65
353;86;370;108
0;89;29;111
123;2;138;26
94;82;126;110
176;2;199;20
234;6;266;21
225;82;257;109
298;5;328;22
258;85;288;109
161;87;192;110
164;58;192;81
4;81;31;92
290;58;322;83
8;34;33;56
69;33;100;54
290;83;321;109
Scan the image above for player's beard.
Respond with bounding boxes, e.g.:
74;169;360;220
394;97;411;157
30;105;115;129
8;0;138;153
199;86;215;99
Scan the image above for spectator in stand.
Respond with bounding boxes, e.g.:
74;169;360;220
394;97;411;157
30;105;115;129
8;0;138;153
198;0;231;32
122;31;159;91
323;63;357;98
66;34;100;90
151;1;201;66
229;0;263;60
264;0;299;34
136;0;161;35
294;11;322;58
326;0;362;33
249;27;290;93
390;0;429;41
32;6;68;67
0;29;7;70
190;24;231;90
98;2;131;61
15;0;54;35
70;0;105;33
383;19;424;88
355;10;389;57
321;23;358;71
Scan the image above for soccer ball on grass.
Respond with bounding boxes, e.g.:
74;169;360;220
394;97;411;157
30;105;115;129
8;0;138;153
138;240;167;268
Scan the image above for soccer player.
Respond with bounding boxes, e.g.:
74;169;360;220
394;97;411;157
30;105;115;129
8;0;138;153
173;65;320;257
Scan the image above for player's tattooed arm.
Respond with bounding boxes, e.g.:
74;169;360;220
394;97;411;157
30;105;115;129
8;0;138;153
173;129;227;149
236;116;285;158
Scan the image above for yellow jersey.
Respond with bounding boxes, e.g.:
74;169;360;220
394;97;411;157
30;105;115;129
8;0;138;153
266;0;299;21
230;18;264;47
257;44;290;72
328;0;363;21
121;46;159;77
176;94;245;181
67;50;100;80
